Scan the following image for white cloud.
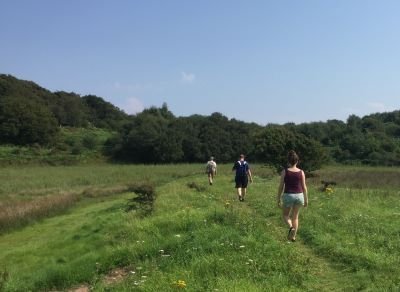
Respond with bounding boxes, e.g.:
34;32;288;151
181;71;195;84
367;102;387;112
120;97;144;115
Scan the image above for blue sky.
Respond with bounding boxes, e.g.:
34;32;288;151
1;1;399;125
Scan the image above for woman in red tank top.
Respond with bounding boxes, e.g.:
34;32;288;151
276;150;308;242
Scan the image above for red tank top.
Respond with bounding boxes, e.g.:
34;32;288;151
284;169;303;193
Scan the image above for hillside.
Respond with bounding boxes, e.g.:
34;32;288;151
1;74;400;166
0;74;129;146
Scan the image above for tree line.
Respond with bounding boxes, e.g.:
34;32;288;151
1;74;400;169
0;74;129;146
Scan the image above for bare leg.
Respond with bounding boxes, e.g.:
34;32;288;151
282;207;292;228
242;187;247;199
290;205;301;240
237;187;242;198
208;173;213;185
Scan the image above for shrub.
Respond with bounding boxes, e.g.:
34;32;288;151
126;183;157;215
82;134;97;150
187;181;206;192
253;126;326;172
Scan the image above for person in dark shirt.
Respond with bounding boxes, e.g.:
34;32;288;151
232;154;253;201
276;150;308;241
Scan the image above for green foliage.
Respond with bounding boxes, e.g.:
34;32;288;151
0;96;59;145
2;74;400;167
82;94;130;130
253;126;326;172
53;91;88;127
125;182;157;215
114;108;183;163
112;109;259;164
81;133;98;150
0;128;114;166
58;128;103;155
293;113;400;166
0;74;129;147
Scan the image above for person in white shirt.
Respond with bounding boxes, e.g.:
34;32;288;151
205;156;217;185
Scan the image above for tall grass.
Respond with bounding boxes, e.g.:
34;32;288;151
0;192;80;233
0;185;146;233
300;187;400;290
0;164;399;291
0;164;202;201
0;164;202;234
0;193;133;291
88;172;316;291
308;165;400;189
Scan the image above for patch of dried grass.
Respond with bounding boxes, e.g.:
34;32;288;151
103;267;130;285
0;185;134;233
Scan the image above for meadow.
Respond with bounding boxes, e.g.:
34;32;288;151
0;164;399;291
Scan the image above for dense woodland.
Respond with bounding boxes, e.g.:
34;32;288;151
1;74;400;170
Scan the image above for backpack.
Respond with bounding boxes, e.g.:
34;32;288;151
236;161;248;177
207;161;216;172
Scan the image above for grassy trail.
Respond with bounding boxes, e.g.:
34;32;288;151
245;178;355;290
201;172;356;291
1;165;398;291
117;172;353;291
0;194;134;291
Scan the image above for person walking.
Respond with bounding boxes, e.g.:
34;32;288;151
232;154;253;201
276;150;308;242
206;156;217;185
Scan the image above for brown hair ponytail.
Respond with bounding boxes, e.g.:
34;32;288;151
287;150;299;166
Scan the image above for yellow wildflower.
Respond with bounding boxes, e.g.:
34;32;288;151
172;280;187;288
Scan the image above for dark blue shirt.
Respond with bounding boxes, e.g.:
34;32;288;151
232;160;249;178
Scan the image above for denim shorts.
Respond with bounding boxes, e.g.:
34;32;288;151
283;193;304;208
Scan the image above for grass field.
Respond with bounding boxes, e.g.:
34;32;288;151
0;164;399;291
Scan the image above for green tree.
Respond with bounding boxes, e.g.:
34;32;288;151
176;117;203;162
0;97;59;145
82;95;129;130
253;126;326;172
115;104;183;163
54;91;88;127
